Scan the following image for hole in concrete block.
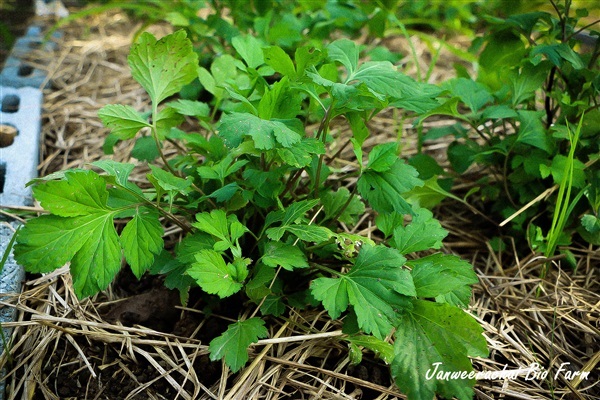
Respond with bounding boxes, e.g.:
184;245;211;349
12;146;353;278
18;65;34;77
1;94;20;113
0;125;18;147
28;41;43;49
0;163;6;194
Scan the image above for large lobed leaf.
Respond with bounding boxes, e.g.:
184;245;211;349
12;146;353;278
393;208;448;254
15;171;124;298
218;112;302;150
311;245;415;339
392;300;488;400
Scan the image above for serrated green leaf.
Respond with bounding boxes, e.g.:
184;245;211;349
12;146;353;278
218;112;302;150
193;210;247;254
350;61;442;112
404;176;453;209
408;253;478;307
92;160;135;188
128;30;198;104
165;99;210;118
209;183;241;203
31;170;111;217
344;334;394;364
311;245;414;339
131;136;160;162
582;214;600;234
150;250;195;304
321;187;365;225
155;107;184;140
295;46;324;77
328;39;359;76
375;212;405;238
147;165;192;193
16;212;121;298
262;241;308;271
187;249;244;298
263;45;295;77
15;215;94;274
98;104;151;140
442;78;493;113
260;294;286;316
392;300;488;400
277;138;325;167
367;142;399;172
532;43;585;69
193;209;229;240
393;208;448;254
357;160;423;215
268;224;332;243
121;208;164;278
208;318;268;373
232;35;264;69
258;77;302;120
517;110;552;153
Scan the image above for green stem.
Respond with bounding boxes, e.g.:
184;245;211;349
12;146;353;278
311;262;345;277
314;104;335;198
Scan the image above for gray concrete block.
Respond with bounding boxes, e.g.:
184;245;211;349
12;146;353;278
0;222;25;398
0;86;42;207
0;25;61;88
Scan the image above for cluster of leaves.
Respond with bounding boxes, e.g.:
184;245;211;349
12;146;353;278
410;1;600;261
14;30;488;400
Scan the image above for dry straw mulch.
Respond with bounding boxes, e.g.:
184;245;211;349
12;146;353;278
0;9;598;400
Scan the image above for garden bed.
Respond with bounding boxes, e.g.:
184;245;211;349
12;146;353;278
0;6;598;400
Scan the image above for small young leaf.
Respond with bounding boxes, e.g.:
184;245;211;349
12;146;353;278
392;208;448;254
392;300;488;400
147;165;192;193
98;104;151;139
357;160;422;215
260;294;286;316
128;30;199;104
367;142;399;172
187;249;245;298
208;318;268;373
121;208;164;278
517;110;552;153
343;334;395;364
321;187;365;225
91;160;135;188
442;78;493;113
262;241;309;271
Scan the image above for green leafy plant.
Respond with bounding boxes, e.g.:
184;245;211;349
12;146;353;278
414;0;600;259
15;30;488;399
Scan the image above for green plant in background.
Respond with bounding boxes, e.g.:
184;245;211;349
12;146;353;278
14;30;488;400
413;0;599;261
